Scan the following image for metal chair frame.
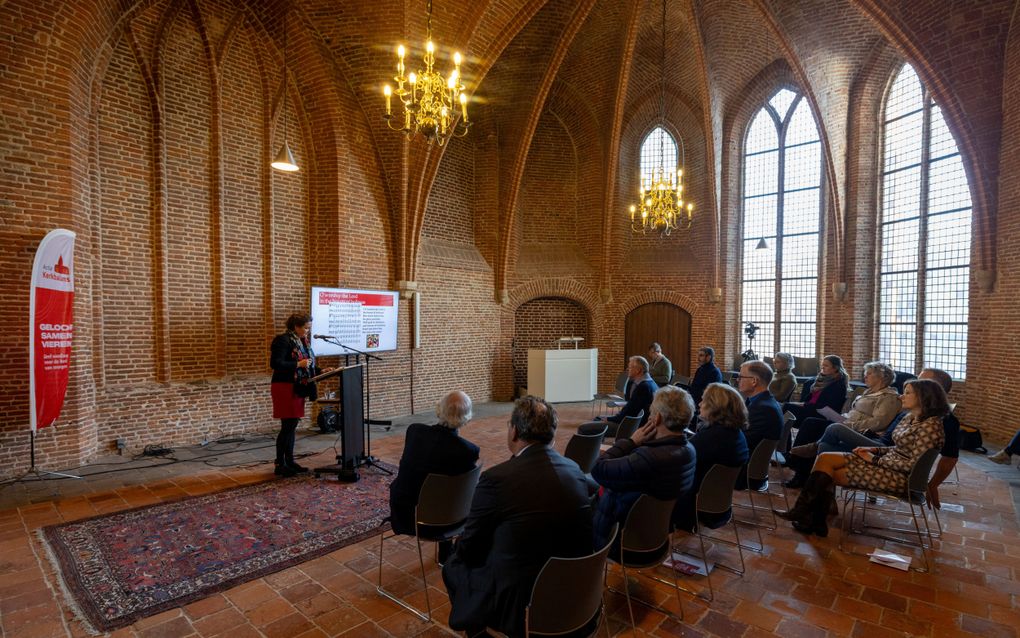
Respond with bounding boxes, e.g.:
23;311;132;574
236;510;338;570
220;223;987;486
592;372;630;417
768;411;797;509
376;464;482;621
605;495;684;630
672;464;758;602
734;438;781;530
838;448;941;573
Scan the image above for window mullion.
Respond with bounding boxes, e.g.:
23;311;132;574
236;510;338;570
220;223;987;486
775;121;786;356
915;94;932;373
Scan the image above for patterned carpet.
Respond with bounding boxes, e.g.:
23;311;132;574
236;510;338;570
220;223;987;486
40;467;395;633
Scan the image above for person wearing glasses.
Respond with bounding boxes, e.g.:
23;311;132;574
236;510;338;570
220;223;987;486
736;360;783;490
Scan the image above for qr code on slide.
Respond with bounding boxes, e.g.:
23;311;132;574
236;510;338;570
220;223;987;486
366;334;379;348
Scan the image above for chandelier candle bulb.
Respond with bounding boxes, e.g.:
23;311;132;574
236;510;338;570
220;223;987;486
383;85;392;116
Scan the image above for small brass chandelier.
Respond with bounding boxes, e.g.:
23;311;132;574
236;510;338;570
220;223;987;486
383;0;469;146
629;0;693;236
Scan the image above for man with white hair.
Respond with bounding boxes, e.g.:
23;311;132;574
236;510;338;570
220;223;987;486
388;390;480;545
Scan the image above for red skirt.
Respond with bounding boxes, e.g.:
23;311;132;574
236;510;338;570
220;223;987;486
271;382;305;419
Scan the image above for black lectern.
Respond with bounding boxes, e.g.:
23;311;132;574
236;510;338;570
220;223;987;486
313;364;365;481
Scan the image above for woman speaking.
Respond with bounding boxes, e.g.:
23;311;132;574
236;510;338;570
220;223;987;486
270;313;321;476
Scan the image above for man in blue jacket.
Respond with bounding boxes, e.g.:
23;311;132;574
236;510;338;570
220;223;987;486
592;356;658;436
591;386;697;552
736;360;784;490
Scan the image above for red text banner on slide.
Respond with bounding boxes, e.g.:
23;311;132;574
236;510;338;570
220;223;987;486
316;291;395;306
30;229;76;432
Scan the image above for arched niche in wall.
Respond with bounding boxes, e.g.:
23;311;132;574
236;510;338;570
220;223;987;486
512;297;592;391
624;303;691;377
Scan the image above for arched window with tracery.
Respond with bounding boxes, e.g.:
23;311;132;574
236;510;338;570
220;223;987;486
740;88;822;360
879;64;972;379
640;127;678;188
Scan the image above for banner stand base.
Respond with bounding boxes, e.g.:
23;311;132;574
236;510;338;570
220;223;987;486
22;429;82;482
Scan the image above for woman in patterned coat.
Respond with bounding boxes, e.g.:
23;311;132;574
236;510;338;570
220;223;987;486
777;378;948;536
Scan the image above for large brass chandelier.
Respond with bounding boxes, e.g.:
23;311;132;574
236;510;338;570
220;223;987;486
383;0;469;146
629;0;693;236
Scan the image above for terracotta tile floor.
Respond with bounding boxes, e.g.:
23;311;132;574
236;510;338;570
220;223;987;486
1;402;1018;637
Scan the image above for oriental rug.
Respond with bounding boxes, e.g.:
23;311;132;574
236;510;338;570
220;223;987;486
41;467;395;633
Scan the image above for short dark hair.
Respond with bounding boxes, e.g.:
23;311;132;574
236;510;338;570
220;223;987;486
648;342;662;353
904;379;950;422
700;346;715;361
511;395;557;444
285;313;312;331
920;368;953;394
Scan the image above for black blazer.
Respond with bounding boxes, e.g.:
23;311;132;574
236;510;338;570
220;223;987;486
607;378;658;425
269;333;318;383
443;445;593;637
738;391;784;488
800;377;848;416
388;423;480;535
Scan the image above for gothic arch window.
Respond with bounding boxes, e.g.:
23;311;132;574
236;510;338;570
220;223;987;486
640;127;678;188
879;64;972;379
740;88;822;359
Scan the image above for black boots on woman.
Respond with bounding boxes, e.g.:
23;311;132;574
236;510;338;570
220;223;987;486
776;471;836;537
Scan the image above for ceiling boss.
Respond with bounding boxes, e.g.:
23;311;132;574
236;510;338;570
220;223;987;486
383;0;469;146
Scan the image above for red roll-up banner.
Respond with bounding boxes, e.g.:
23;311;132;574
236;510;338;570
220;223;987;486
29;229;76;432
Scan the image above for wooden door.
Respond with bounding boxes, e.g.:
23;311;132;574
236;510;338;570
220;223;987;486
624;303;692;377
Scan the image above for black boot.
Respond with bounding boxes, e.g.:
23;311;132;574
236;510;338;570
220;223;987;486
776;472;821;522
791;473;834;537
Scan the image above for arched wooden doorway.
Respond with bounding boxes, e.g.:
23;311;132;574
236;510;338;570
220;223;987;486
624;303;692;377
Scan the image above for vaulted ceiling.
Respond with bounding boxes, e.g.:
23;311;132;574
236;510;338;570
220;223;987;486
283;0;1013;289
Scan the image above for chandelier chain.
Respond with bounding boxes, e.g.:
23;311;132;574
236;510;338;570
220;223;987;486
627;0;694;236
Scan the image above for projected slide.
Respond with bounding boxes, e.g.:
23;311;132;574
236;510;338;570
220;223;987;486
310;287;399;355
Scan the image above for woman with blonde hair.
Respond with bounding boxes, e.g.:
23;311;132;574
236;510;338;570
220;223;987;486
672;383;750;531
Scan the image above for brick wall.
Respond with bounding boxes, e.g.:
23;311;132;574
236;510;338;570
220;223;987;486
512;298;591;389
1;0;1018;477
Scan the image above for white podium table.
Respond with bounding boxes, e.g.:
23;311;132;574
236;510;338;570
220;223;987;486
527;348;598;402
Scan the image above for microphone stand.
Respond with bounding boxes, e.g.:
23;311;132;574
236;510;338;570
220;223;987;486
316;336;391;475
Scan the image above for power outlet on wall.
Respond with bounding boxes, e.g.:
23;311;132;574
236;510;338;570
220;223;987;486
115;438;126;455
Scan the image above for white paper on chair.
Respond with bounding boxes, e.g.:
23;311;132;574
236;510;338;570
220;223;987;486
868;548;911;571
662;551;714;577
818;406;846;423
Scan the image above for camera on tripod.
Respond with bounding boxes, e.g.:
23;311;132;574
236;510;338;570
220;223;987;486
741;322;760;362
744;322;759;341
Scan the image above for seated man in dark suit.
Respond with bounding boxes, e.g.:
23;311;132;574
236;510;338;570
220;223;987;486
388;390;480;560
735;360;784;490
591;385;697;552
582;356;658;437
688;346;723;407
443;396;593;638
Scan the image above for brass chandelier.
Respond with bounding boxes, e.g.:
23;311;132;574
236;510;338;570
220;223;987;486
629;0;693;236
383;0;469;146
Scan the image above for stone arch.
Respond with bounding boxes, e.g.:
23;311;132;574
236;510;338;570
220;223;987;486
507;278;602;317
618;291;701;319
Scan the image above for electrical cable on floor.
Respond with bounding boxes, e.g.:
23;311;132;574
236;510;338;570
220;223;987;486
0;430;346;486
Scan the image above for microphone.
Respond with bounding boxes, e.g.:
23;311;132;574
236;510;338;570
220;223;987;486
313;334;334;339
